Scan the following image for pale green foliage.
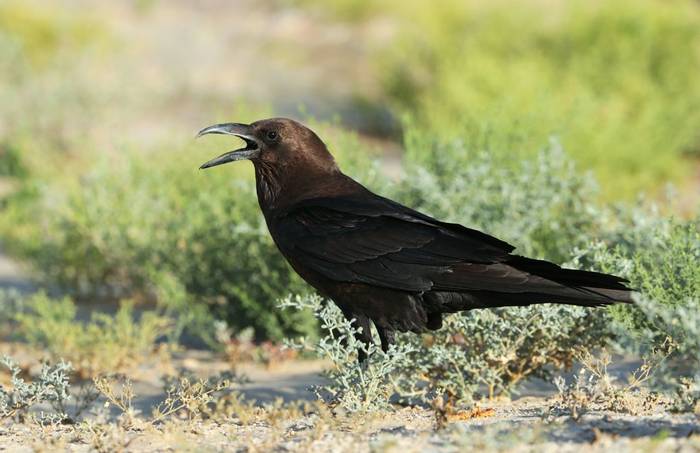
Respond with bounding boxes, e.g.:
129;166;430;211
572;216;700;393
0;356;76;423
302;0;700;197
0;290;22;336
573;217;699;344
632;297;700;383
148;270;221;347
394;305;610;404
0;1;107;67
281;294;610;408
0;150;316;342
279;295;413;412
280;294;415;412
389;136;601;262
575;216;699;330
415;0;700;196
11;292;171;377
671;378;700;414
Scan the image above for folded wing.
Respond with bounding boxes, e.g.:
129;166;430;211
273;195;632;304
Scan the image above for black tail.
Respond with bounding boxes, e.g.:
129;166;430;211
427;255;634;313
506;255;634;305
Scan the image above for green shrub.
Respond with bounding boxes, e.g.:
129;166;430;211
0;356;79;424
573;216;700;383
281;294;414;412
281;295;611;409
636;296;700;389
303;0;700;198
0;147;316;341
11;292;171;377
388;134;602;262
574;216;699;335
0;127;612;344
0;1;107;68
394;305;610;404
549;347;673;419
0;141;27;178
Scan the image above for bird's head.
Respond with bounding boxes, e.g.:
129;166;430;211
196;118;336;172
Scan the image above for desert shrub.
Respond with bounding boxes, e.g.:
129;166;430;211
573;215;700;391
0;141;27;178
671;378;700;414
147;270;220;346
393;305;611;404
10;292;171;377
281;294;414;413
574;217;699;337
0;126;613;345
389;134;602;262
302;0;700;197
0;122;382;343
93;371;246;427
0;148;318;342
548;347;672;420
626;297;700;384
0;355;97;424
0;290;22;335
282;293;612;409
0;1;107;68
575;216;699;332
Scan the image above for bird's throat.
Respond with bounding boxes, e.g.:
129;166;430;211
253;157;357;214
253;161;283;211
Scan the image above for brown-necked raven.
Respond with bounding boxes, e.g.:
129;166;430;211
197;118;632;359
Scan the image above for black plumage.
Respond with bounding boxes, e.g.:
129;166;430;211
197;118;633;359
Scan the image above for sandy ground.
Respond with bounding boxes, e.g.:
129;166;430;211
1;388;699;452
0;339;698;452
2;403;699;452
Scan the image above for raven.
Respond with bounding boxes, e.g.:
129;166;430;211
197;118;633;359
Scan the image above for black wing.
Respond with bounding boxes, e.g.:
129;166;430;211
272;194;631;302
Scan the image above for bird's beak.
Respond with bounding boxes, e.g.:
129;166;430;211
196;123;262;169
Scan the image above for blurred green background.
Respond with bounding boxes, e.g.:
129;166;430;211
1;0;698;343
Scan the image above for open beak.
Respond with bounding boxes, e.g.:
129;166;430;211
196;123;261;169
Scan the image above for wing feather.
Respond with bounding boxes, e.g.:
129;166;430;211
270;194;632;306
272;195;520;292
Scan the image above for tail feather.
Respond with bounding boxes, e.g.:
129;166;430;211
580;286;634;304
505;255;635;306
507;256;631;290
426;255;634;313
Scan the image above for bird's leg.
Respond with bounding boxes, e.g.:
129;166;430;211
344;312;372;364
376;325;396;353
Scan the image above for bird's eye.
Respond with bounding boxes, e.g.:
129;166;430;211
266;130;278;141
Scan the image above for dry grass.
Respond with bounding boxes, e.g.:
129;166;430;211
547;344;675;421
2;345;698;452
